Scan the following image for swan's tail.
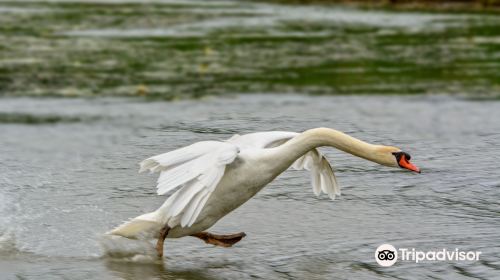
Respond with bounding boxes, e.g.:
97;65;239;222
107;210;164;239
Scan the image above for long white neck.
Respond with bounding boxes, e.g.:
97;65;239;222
265;128;396;173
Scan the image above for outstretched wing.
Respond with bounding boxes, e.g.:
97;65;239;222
139;141;225;173
140;141;240;227
228;131;340;199
227;131;299;149
292;149;340;199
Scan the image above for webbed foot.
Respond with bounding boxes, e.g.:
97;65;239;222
191;231;246;247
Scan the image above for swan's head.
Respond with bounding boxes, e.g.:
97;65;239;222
392;151;420;173
374;146;420;173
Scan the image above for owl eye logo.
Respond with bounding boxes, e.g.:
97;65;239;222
375;244;398;267
378;250;395;261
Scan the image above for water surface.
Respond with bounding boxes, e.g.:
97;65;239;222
0;0;499;98
1;94;499;279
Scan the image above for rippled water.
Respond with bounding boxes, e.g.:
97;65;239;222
1;0;499;98
1;94;499;279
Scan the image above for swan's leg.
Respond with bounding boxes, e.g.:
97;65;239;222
156;224;170;257
190;232;246;247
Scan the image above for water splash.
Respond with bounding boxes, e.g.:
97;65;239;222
98;234;160;263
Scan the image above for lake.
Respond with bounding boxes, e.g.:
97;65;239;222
1;94;499;279
0;0;499;98
1;0;499;278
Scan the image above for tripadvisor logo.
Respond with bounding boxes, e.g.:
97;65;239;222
375;244;482;267
375;244;397;267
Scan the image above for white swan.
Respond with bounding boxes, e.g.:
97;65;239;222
108;128;420;257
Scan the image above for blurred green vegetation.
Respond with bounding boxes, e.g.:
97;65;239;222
0;0;499;99
263;0;500;10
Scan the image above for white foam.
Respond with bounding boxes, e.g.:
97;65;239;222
98;234;160;263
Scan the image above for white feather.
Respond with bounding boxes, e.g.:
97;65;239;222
139;141;223;173
181;187;210;227
147;142;239;227
185;189;211;227
167;180;205;217
311;166;322;196
290;149;339;200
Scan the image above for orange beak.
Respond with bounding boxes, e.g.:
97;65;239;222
398;154;421;173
